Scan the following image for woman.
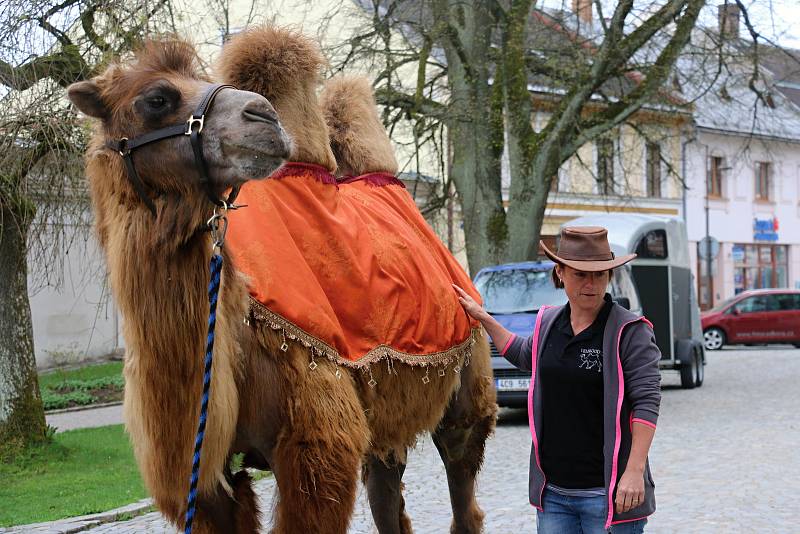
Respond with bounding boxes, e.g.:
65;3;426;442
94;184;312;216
454;226;661;534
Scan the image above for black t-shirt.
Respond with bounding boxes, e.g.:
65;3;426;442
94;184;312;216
539;294;612;489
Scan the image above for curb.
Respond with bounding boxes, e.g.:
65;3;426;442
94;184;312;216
0;499;154;534
44;401;123;416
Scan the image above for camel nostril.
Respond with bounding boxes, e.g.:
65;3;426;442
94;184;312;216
243;106;278;124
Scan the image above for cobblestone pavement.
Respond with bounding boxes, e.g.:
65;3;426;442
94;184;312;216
11;347;800;533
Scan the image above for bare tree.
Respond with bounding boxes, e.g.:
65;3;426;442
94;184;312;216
0;0;175;457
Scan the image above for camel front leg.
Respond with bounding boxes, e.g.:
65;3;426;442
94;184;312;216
432;338;497;534
188;469;261;533
270;359;369;534
363;450;413;534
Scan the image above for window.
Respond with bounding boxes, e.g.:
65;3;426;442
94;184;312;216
708;156;724;197
646;142;662;198
775;293;800;311
473;268;567;314
597;138;615;195
734;296;771;313
610;267;641;312
550;174;559;193
755;161;771;201
732;244;788;292
635;230;668;259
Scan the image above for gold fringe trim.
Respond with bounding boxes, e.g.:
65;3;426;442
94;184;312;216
248;297;478;369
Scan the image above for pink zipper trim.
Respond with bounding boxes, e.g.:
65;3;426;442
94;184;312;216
606;316;649;530
528;306;551;512
500;334;516;356
611;515;650;525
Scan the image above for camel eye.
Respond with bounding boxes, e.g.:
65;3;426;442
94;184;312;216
135;83;180;121
145;95;167;109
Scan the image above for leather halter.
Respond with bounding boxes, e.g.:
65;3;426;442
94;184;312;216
106;83;239;217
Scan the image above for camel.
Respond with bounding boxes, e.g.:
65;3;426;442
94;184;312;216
67;28;496;534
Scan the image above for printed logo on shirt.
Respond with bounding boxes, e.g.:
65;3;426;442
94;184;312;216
578;348;602;372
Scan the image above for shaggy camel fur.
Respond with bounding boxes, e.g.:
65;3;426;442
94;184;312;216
320;74;499;533
319;76;399;178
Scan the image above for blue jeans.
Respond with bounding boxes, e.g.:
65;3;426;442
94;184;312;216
536;489;647;534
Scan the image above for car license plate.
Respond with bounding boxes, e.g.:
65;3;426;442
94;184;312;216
495;377;530;391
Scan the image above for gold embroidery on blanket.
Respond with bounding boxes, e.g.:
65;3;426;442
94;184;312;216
249;297;477;369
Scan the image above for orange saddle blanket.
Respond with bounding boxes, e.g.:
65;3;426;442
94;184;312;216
225;163;482;367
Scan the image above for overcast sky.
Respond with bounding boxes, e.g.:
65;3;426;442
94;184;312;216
539;0;800;49
731;0;800;48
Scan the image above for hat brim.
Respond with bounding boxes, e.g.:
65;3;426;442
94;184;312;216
540;240;636;272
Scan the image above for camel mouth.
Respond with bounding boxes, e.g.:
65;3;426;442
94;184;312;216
218;141;288;181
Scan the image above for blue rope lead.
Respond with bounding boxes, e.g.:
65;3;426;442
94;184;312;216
184;253;223;534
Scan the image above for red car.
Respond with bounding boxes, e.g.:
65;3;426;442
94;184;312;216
701;289;800;350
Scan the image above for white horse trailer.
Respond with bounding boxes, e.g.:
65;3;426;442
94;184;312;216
564;214;705;389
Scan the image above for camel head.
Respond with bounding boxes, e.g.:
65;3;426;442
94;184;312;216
216;25;337;172
319;75;398;178
67;39;291;204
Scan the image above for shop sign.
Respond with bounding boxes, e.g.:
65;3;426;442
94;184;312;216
753;217;779;241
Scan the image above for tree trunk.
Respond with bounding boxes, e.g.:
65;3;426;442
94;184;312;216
0;206;46;458
448;98;506;275
437;0;506;276
505;134;566;262
502;0;564;262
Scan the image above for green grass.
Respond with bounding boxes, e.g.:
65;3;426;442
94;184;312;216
38;361;124;390
0;424;147;527
38;362;124;411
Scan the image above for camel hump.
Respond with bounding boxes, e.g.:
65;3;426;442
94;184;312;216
216;24;337;172
216;25;326;103
320;75;398;177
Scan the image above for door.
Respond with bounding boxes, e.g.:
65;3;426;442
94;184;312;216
631;265;671;360
728;295;772;343
773;293;800;342
671;266;693;343
792;295;800;342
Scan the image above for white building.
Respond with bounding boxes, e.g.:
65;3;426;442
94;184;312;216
679;5;800;309
28;222;123;368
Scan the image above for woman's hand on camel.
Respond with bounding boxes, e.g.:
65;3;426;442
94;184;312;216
453;284;486;321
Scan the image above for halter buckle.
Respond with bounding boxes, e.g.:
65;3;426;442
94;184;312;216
207;202;229;250
117;137;130;156
186;115;205;135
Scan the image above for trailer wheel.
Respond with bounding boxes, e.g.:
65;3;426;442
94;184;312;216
694;346;704;388
703;328;725;351
680;349;698;389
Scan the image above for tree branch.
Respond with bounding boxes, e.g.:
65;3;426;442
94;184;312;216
375;87;446;119
602;0;687;80
115;0;171;51
431;0;476;81
0;46;89;91
80;2;111;53
564;0;702;157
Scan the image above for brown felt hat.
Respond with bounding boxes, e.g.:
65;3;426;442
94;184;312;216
541;226;636;272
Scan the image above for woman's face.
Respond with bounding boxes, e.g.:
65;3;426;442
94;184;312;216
556;265;610;313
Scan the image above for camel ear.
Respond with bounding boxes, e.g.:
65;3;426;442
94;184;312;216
67;80;109;119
